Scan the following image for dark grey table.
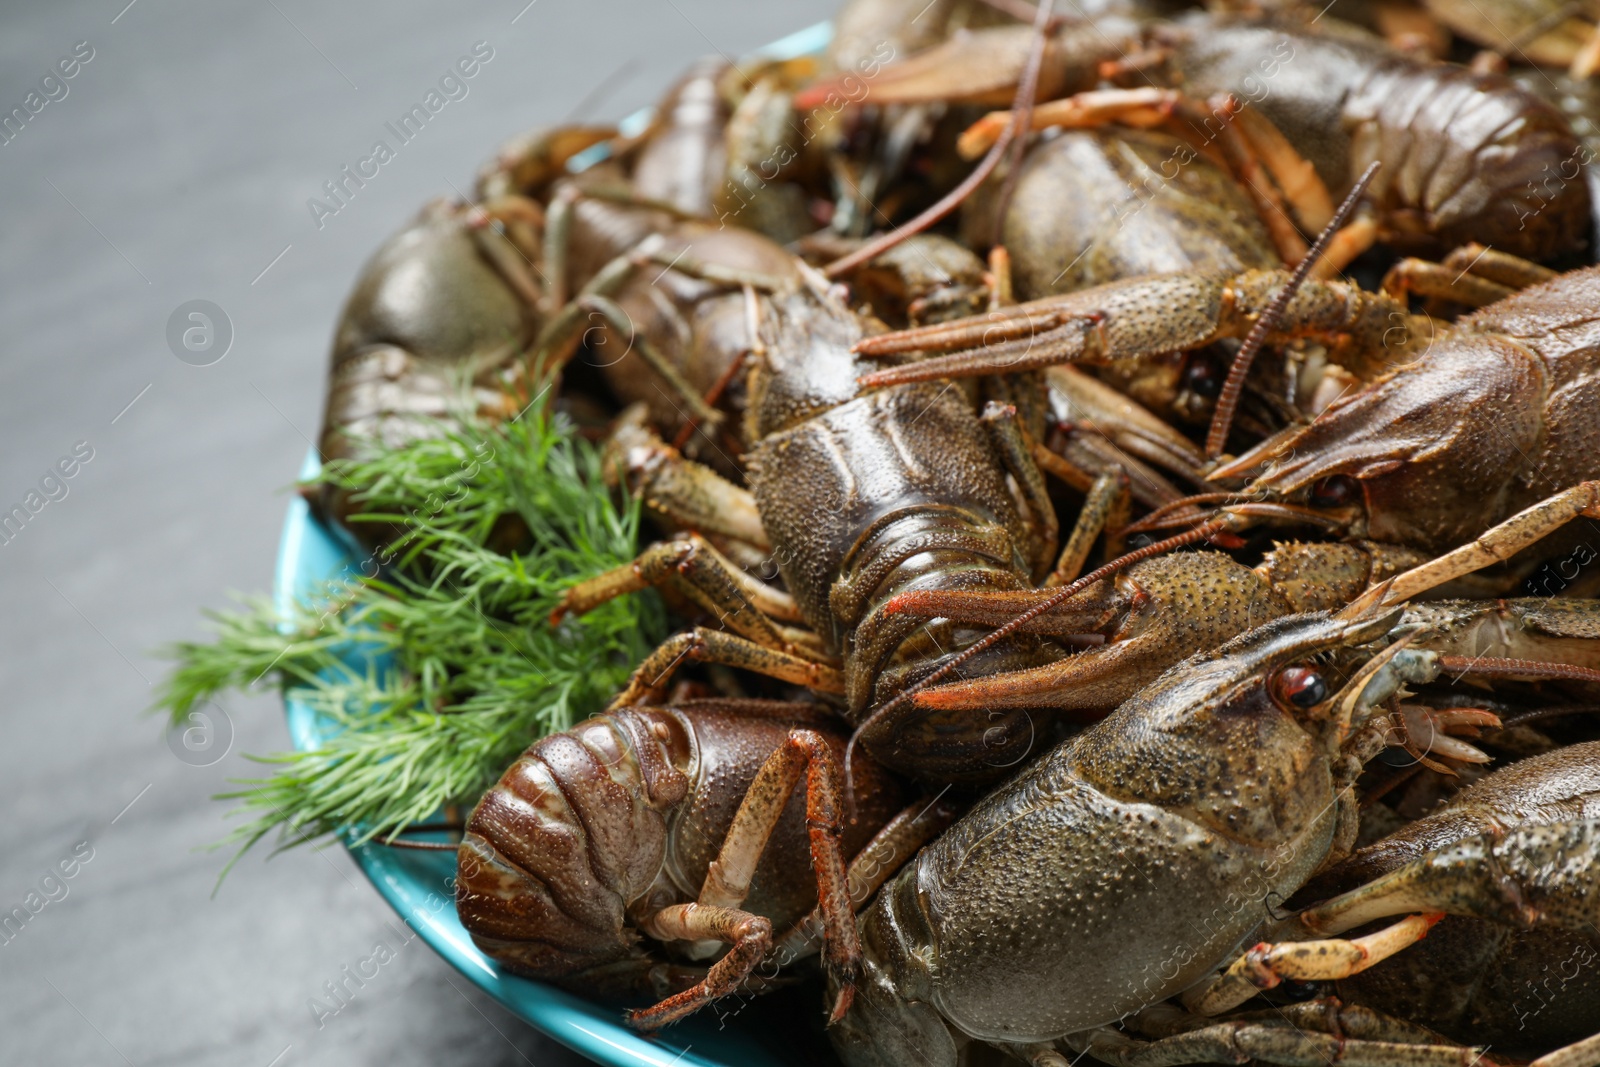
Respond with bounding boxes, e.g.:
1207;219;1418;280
0;2;830;1062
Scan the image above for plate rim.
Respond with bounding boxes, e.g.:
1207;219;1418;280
273;455;768;1067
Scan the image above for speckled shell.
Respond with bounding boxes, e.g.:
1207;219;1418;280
837;616;1342;1055
1248;266;1600;553
744;290;1068;779
750;380;1026;640
314;202;536;544
1325;743;1600;1050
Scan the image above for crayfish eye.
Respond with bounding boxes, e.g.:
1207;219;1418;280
1271;666;1328;710
1309;475;1358;508
1181;352;1225;398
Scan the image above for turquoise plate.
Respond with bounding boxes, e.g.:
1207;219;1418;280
275;453;838;1067
273;22;843;1065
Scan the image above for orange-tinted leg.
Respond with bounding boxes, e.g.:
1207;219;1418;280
772;794;962;962
608;628;844;711
1441;242;1558;289
627;905;774;1030
1184;913;1445;1016
628;728;858;1030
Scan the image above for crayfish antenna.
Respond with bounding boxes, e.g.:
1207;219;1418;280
1118;491;1251;536
1203;160;1382;461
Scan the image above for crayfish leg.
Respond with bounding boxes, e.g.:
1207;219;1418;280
981;400;1061;581
1046;467;1129;586
1382;258;1517;307
1063;1014;1490;1067
1295;818;1600;938
772;794;961;963
1441;243;1559;290
700;728;859;1021
607;628;843;711
1351;481;1600;612
552;534;800;649
1183;913;1444;1017
1383;244;1558;308
627;904;773;1031
629;728;863;1031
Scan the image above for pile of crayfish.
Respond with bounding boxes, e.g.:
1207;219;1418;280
307;0;1600;1063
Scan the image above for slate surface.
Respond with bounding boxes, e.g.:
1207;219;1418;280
0;2;832;1063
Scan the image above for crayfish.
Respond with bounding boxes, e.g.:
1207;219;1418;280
290;6;1600;1065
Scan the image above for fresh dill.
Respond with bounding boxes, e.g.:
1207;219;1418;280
154;409;662;863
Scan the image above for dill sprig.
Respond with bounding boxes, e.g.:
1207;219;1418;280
154;409;663;864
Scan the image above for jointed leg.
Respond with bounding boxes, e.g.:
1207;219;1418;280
542;291;726;431
1045;363;1209;484
626;904;773;1030
1183;912;1443;1016
839;796;960;906
1150;997;1460;1046
1205;101;1373;274
1382;259;1517;307
1230;106;1335;234
1062;1010;1490;1067
533;206;785;420
552;535;803;649
538;183;702;313
771;794;961;961
982;400;1059;581
1292;817;1600;937
608;628;843;710
987;244;1014;311
466;199;547;308
1307;210;1380;280
1573;22;1600;79
479;125;615;199
734;737;853;1000
673;284;760;450
1442;243;1558;290
1035;419;1196;510
629;727;861;1028
1383;244;1558;307
1047;467;1130;586
1193;96;1312;266
604;406;771;552
1031;438;1096;493
1352;481;1600;611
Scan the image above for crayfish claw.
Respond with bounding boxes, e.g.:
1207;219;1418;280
1389;703;1501;770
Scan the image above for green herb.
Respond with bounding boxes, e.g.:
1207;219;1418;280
154;408;662;867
